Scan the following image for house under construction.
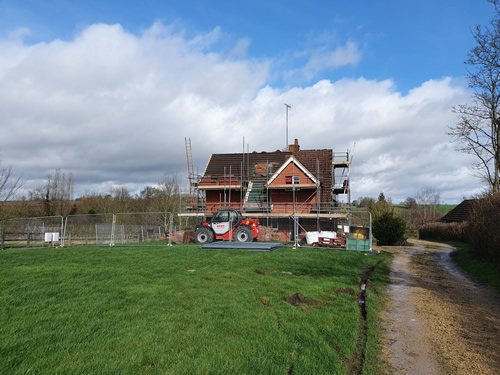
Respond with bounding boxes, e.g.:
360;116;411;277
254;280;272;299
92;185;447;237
183;138;370;246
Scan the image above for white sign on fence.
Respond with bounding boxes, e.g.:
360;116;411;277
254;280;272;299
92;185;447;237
44;232;60;242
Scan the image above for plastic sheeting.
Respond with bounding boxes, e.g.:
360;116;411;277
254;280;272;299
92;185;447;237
305;231;336;245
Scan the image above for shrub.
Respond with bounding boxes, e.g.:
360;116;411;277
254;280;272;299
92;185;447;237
373;211;407;246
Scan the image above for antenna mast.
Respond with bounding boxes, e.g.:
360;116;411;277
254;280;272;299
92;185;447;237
284;103;291;148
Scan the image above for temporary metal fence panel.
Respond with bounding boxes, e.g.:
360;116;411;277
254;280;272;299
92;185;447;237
63;212;173;247
1;216;64;250
114;212;173;246
63;214;115;247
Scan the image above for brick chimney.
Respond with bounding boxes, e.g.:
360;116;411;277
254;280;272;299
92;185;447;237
288;138;300;152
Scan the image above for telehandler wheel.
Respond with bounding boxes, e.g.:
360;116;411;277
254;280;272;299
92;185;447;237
234;225;253;242
194;227;214;244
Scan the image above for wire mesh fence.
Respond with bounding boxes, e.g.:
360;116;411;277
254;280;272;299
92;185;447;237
1;216;64;250
1;210;369;251
114;212;173;246
270;210;372;251
63;212;174;247
63;213;115;246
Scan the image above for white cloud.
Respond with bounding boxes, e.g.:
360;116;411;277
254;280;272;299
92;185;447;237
0;22;481;203
188;25;222;49
229;37;251;58
0;28;32;78
303;41;361;80
236;76;479;203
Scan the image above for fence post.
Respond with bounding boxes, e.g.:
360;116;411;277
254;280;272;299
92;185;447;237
369;212;373;251
168;213;173;246
60;215;65;248
0;221;4;250
62;216;68;247
110;214;116;247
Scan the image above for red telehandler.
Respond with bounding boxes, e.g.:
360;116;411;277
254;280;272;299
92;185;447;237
193;209;260;244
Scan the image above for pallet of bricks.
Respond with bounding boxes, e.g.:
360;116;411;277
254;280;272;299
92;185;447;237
317;236;345;249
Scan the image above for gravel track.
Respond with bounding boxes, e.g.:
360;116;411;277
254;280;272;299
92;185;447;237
380;239;500;374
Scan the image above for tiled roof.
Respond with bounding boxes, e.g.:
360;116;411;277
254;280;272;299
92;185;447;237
203;150;331;179
203;150;289;177
200;148;333;203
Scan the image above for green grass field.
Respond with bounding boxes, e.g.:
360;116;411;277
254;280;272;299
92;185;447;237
392;204;456;216
0;245;391;374
434;204;456;216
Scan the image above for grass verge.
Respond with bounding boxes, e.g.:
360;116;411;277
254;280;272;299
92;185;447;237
0;245;391;374
448;241;500;291
361;256;392;375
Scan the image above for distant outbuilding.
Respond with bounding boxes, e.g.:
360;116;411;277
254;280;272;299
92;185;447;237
440;199;476;223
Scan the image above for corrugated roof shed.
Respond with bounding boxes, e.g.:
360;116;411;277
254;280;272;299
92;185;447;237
441;199;476;223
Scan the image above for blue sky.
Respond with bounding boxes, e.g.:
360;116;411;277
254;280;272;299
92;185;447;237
1;0;492;92
0;0;496;203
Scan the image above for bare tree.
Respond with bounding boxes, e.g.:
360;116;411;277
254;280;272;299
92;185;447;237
30;169;75;216
450;0;500;193
0;163;23;202
111;186;132;213
0;160;24;219
155;175;182;214
153;176;185;228
416;187;441;223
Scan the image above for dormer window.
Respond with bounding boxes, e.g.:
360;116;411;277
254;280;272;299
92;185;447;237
286;176;300;184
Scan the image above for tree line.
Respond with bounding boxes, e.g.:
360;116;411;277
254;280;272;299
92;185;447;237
0;168;188;227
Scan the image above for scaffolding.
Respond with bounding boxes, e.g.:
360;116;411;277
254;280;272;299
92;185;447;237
179;142;360;244
332;143;355;210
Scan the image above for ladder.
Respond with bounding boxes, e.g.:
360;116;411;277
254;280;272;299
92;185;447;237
340;142;356;210
185;138;195;209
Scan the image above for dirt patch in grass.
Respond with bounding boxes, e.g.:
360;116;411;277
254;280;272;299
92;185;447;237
343;357;352;369
284;293;322;307
330;288;356;296
259;297;271;307
254;269;292;275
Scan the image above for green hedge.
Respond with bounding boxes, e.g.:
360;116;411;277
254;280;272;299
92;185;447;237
467;193;500;266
